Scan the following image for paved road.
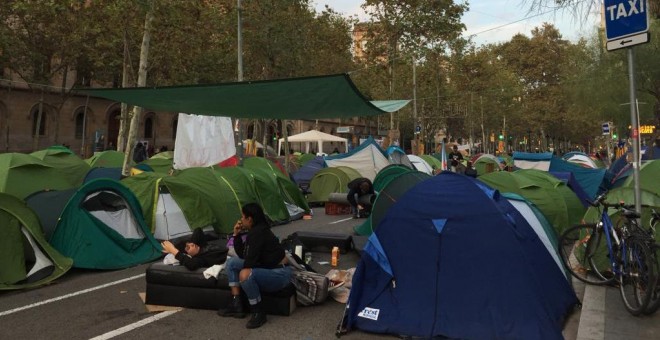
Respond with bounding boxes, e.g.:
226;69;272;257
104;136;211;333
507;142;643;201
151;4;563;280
0;208;393;340
5;206;654;339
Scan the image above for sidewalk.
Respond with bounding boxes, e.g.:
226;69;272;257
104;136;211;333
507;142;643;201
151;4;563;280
576;283;660;340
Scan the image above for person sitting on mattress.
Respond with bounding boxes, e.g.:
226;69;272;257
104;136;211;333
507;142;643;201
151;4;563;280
219;203;291;329
160;228;226;270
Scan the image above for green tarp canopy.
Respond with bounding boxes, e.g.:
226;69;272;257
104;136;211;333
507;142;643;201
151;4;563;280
77;74;398;119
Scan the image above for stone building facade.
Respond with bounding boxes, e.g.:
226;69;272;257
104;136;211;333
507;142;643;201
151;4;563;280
0;82;376;158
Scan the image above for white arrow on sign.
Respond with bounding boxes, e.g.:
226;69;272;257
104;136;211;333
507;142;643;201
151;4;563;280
606;32;649;51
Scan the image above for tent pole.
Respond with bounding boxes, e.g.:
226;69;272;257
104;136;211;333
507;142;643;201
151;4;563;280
283;120;291;174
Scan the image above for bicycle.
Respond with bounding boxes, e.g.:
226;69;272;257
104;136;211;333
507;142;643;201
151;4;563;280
640;208;660;314
558;193;658;315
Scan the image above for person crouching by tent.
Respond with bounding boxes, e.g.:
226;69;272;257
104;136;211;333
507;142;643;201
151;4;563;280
220;203;291;329
160;228;226;271
347;177;375;219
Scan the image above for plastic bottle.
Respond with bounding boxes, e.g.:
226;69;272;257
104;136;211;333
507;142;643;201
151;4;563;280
331;246;339;267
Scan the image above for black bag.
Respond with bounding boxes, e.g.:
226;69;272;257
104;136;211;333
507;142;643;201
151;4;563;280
290;270;329;306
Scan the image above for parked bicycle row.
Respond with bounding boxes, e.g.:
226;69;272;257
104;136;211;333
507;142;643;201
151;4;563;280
559;191;660;315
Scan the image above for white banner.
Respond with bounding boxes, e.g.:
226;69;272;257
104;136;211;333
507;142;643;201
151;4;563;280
173;113;236;170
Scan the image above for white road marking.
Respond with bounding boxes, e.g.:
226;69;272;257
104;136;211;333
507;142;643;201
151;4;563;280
89;310;180;340
0;274;145;317
330;217;354;224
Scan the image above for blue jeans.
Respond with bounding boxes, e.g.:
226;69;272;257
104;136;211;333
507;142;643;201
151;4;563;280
225;256;292;305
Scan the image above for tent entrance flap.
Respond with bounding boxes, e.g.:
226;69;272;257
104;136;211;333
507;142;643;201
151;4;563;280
21;228;55;283
84;190;144;239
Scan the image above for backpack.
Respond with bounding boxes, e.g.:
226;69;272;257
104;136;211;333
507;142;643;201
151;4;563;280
291;269;330;306
285;251;329;306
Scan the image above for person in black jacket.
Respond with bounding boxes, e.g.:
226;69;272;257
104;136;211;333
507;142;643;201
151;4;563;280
220;203;291;329
448;145;464;172
160;228;226;271
347;177;374;218
132;142;148;163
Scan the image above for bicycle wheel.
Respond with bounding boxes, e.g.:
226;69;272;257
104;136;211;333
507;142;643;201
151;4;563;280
559;224;615;285
643;242;660;315
619;237;657;316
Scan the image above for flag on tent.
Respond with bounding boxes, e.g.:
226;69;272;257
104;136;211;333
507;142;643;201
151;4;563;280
440;140;448;171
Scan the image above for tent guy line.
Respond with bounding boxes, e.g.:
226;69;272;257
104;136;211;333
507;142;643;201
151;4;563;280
89;310;180;340
0;274;145;317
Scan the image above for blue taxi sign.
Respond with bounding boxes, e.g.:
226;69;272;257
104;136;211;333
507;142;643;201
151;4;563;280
604;0;649;40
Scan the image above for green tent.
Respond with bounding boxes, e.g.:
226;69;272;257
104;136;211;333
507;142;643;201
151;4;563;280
478;171;577;235
241;159;310;221
31;147;90;188
298;153;317;166
121;171;217;239
307;166;362;204
373;164;415;192
419;155;442;172
141;157;174;174
473;154;502;176
584;160;660;235
85;150;126;168
151;151;174;159
243;156;289;178
0;193;72;290
622;160;660;195
0;153;76;199
516;169;586;232
49;178;162;269
167;167;244;234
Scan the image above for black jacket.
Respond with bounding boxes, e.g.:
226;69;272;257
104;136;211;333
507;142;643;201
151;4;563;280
449;151;463;167
174;242;227;271
234;222;284;269
346;178;374;207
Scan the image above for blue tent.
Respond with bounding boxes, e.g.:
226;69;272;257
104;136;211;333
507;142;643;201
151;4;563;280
550;171;591;207
549;156;606;199
641;145;660;160
84;167;123;184
385;145;413;168
291;156;325;188
344;172;577;339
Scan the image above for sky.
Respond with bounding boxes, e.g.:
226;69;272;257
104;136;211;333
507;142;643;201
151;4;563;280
313;0;602;46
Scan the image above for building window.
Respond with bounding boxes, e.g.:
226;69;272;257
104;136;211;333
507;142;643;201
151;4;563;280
144;116;153;138
32;109;46;136
74;110;85;139
247;124;255;139
172;118;178;139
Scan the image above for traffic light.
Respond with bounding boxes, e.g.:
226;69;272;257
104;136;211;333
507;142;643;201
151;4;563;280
272;132;279;141
498;133;504;140
612;132;617;140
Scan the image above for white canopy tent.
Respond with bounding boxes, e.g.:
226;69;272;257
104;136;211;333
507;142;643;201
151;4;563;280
278;130;348;155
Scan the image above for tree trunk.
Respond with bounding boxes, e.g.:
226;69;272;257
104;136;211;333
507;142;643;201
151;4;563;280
117;29;133;153
122;1;155;176
32;89;44;152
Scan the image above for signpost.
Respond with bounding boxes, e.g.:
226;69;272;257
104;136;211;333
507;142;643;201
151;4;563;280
601;122;611;135
604;0;648;214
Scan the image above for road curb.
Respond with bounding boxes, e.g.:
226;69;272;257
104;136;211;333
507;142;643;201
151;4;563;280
576;284;606;340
